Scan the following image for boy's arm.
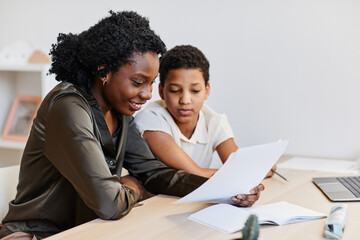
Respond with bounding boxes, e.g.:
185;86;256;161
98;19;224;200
215;138;238;163
123;120;208;196
124;120;264;207
142;130;217;178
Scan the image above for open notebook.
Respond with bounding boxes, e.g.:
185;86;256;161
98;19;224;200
189;201;326;234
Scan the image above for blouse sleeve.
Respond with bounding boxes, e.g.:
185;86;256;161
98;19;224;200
44;95;138;220
124;118;208;196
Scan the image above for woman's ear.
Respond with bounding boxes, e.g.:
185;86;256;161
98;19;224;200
97;65;111;86
97;65;109;77
158;83;165;100
205;82;210;100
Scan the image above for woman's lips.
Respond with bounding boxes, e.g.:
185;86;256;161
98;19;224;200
130;101;143;111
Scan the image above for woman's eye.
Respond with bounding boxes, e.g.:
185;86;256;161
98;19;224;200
192;90;200;93
132;80;142;86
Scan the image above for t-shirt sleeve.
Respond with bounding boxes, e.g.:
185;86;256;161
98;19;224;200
134;108;172;136
203;104;235;150
213;114;235;148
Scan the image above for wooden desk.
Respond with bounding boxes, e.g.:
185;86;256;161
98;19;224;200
46;168;360;240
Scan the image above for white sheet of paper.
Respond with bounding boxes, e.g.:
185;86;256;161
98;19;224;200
176;140;289;204
277;157;359;174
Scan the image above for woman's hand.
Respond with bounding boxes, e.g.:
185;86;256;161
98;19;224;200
120;175;145;201
231;183;265;207
264;164;277;178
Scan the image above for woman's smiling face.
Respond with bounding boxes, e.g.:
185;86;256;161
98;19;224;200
101;52;160;115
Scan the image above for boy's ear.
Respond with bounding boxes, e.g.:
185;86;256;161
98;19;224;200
205;83;210;100
158;83;165;100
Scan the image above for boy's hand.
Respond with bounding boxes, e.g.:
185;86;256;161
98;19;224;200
120;175;145;201
231;183;265;207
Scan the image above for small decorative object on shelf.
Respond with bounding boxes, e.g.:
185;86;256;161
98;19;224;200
28;50;52;64
0;41;51;65
2;95;41;142
0;41;33;65
242;214;259;240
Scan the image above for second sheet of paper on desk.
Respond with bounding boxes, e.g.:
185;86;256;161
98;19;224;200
277;157;359;174
176;140;288;204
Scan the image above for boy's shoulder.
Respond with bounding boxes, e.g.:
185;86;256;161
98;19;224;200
147;99;166;109
201;103;224;120
135;100;169;121
201;103;231;128
139;100;166;115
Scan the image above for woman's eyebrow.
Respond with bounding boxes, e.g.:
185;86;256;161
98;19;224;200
133;73;149;79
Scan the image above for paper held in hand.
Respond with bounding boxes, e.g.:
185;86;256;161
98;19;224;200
175;140;289;204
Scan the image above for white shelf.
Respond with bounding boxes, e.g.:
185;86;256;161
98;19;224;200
0;139;26;150
0;63;57;166
0;63;50;72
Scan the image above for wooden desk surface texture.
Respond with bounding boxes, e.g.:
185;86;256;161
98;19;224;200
46;168;360;240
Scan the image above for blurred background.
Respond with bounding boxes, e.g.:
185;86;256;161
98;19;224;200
1;0;359;160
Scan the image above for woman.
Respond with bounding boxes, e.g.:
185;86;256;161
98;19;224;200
0;11;264;240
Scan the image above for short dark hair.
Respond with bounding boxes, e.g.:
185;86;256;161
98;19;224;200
159;45;210;86
49;11;166;88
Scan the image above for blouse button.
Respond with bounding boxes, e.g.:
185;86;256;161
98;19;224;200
109;160;114;166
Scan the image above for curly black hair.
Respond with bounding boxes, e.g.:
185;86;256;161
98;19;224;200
159;45;210;86
49;11;166;88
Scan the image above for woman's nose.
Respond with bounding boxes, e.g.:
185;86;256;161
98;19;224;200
140;85;152;100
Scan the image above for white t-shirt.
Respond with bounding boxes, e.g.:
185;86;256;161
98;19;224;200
134;100;234;168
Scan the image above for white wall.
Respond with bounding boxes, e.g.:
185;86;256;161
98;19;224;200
1;0;360;159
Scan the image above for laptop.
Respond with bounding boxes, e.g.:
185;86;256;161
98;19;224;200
313;176;360;202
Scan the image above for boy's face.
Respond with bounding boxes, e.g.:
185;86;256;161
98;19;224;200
159;68;210;127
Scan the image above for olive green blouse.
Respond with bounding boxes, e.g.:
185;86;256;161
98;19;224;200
0;82;207;239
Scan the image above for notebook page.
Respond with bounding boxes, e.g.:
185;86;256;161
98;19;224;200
189;201;326;233
251;201;326;225
189;203;251;233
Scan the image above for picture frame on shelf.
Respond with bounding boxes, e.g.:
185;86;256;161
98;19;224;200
2;95;41;142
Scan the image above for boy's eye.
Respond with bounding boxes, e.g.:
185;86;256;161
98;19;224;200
192;89;200;93
169;89;180;93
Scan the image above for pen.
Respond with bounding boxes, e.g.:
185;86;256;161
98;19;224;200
271;169;288;182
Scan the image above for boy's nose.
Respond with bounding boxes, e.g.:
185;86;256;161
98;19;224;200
180;92;191;104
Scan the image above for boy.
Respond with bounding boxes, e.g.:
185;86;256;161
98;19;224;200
135;45;276;179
